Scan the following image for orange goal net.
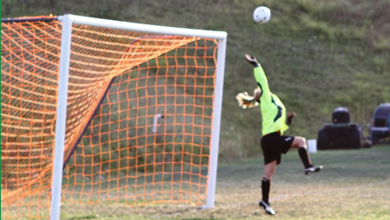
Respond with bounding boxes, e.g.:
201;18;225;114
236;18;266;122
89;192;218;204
1;15;226;219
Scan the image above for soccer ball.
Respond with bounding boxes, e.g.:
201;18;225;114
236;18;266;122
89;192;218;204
253;6;271;24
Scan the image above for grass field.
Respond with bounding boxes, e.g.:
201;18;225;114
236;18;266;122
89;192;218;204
60;144;390;220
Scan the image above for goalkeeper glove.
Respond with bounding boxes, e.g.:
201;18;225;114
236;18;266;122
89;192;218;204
245;54;260;67
236;91;259;109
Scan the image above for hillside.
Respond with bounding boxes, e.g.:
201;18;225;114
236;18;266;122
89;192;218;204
2;0;389;161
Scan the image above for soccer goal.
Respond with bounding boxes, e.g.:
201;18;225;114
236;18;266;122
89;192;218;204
1;14;227;219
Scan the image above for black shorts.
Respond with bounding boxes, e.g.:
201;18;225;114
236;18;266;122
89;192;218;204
261;132;294;165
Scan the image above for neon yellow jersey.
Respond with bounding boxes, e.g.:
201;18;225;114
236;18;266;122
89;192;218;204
254;66;289;135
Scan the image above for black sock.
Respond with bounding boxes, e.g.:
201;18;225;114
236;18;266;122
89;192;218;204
261;177;270;204
298;147;313;169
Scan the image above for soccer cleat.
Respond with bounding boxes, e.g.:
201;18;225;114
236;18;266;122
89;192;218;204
245;54;260;67
305;165;323;175
259;200;275;215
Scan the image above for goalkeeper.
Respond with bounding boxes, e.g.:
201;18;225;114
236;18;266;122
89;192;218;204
237;54;323;215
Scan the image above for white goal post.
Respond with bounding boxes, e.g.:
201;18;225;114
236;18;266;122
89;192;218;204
51;14;227;220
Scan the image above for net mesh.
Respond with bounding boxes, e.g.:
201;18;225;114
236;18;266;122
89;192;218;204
1;16;219;219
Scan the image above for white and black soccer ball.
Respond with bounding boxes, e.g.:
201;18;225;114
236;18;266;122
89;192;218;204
253;6;271;24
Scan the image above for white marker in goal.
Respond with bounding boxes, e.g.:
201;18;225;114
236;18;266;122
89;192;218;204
152;114;164;133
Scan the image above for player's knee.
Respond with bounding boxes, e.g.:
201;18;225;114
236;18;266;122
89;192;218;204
263;169;276;180
301;137;307;146
295;137;306;148
263;170;272;180
263;175;272;181
263;168;275;180
297;137;307;148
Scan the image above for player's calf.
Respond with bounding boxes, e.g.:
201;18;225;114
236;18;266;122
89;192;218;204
298;146;312;169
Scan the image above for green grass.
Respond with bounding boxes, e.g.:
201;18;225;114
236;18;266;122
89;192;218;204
55;144;390;220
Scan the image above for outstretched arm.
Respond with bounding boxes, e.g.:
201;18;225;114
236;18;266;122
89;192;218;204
245;54;271;103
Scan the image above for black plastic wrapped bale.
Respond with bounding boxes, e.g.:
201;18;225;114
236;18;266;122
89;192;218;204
317;124;362;150
317;107;363;150
332;107;350;124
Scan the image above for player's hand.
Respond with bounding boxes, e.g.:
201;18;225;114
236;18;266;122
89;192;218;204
245;54;260;67
236;91;259;109
286;112;296;125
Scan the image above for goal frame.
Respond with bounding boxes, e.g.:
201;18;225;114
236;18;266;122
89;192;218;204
51;14;227;220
